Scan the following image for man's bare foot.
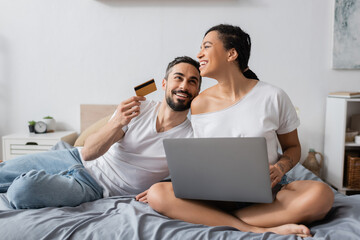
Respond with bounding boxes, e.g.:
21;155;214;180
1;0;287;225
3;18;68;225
267;223;311;237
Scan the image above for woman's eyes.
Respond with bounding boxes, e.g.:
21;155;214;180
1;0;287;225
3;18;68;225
200;45;211;50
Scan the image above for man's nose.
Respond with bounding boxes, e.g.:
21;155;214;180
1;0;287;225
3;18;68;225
179;80;189;91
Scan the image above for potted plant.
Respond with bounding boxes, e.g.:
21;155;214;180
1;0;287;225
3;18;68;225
28;120;36;133
43;116;56;132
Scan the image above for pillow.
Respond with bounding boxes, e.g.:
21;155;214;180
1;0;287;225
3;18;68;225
74;115;112;147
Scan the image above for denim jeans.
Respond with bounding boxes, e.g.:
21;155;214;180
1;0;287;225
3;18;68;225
0;148;103;209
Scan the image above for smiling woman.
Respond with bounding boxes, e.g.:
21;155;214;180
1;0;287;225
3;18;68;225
146;24;334;237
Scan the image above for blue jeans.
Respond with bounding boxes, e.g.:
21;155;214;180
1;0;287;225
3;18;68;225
0;148;103;209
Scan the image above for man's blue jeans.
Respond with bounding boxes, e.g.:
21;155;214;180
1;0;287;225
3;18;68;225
0;148;103;209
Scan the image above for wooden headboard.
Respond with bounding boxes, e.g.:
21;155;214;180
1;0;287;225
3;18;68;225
80;104;117;132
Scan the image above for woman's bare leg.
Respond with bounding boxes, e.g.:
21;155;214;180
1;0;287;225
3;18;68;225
147;182;311;237
234;180;334;227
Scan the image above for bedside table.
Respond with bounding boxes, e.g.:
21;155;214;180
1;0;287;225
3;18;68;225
2;131;78;161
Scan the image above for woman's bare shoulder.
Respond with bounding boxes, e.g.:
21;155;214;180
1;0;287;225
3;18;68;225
191;86;218;115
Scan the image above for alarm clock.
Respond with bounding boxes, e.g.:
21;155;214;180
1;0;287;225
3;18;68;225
34;121;47;134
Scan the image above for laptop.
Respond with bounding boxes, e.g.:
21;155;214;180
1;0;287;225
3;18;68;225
163;137;273;203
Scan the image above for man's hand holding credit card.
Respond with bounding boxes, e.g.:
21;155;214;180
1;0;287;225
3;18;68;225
112;79;157;128
134;79;157;96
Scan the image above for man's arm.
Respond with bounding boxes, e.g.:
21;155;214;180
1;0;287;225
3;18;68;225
269;129;301;187
81;96;146;161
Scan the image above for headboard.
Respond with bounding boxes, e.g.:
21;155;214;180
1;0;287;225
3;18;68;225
80;104;117;133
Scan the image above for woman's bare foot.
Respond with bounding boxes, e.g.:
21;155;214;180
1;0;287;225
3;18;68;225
246;223;311;237
267;223;311;237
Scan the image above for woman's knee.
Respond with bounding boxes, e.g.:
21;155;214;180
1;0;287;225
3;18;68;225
308;181;334;217
147;182;175;213
286;180;334;222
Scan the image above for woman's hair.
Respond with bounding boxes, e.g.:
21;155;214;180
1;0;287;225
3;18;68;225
205;24;259;80
243;69;259;80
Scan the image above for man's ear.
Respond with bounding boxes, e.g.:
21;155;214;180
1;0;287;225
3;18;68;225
227;48;238;62
162;78;167;90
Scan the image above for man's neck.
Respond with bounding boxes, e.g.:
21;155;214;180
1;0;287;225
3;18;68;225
156;100;189;133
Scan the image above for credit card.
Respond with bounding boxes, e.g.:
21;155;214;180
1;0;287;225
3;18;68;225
134;79;157;96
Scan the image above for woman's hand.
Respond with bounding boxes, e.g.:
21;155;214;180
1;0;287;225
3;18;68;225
269;129;301;187
269;164;285;188
135;189;149;203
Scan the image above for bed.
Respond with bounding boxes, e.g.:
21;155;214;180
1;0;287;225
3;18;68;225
1;104;360;240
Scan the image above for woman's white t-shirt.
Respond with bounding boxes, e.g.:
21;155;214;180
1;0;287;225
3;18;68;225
81;100;193;197
191;81;300;165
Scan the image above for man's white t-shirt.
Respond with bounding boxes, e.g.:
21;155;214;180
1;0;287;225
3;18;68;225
191;81;300;165
80;100;193;197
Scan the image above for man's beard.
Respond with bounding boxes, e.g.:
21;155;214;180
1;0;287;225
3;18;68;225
166;90;193;112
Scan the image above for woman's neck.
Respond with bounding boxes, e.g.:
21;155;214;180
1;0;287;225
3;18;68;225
215;67;258;102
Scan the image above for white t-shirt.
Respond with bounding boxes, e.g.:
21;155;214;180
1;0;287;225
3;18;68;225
80;100;193;197
191;81;300;165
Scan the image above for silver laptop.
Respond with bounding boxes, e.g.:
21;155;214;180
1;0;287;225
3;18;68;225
163;137;273;203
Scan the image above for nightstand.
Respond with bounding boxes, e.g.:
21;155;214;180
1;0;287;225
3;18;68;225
2;131;78;161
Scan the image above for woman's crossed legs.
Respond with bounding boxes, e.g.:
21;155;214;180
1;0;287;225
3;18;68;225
146;180;334;237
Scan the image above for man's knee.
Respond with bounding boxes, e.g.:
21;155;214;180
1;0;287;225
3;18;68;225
7;170;47;209
147;182;174;213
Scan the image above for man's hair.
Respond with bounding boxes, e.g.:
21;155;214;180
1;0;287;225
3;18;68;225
205;24;251;73
164;56;202;88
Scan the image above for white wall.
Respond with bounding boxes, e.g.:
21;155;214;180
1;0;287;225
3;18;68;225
0;0;359;160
